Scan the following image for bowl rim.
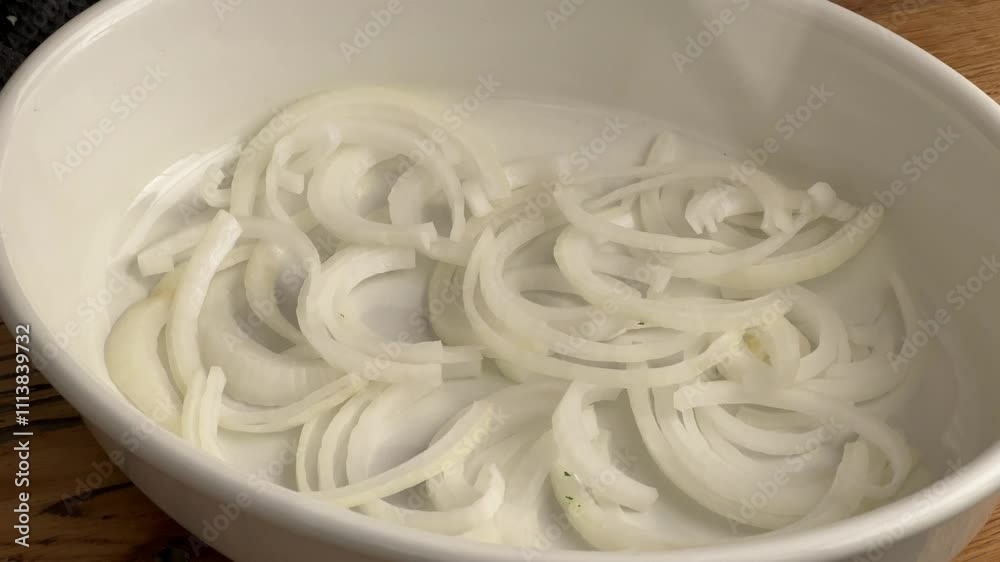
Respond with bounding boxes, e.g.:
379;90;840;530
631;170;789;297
2;0;1000;560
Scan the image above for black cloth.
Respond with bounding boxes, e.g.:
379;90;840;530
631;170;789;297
0;0;96;85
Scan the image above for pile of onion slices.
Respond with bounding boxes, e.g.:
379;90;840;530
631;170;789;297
104;88;920;551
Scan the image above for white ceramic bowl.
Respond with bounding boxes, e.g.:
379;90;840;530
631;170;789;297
3;1;1000;560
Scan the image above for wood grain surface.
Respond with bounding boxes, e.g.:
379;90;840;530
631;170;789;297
3;1;1000;560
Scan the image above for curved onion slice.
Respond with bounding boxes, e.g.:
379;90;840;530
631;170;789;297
554;226;791;333
558;182;726;254
667;408;830;514
550;443;708;551
308;145;439;251
388;167;437;226
364;465;506;535
494;431;556;546
425;383;563;509
481;219;696;361
239;215;323;346
320;245;480;369
694;405;843;460
166;210;243;392
200;269;340;406
296;409;339;492
502;264;635;341
114;145;239;262
297;254;443;386
661;185;839;279
317;385;384;491
696;407;842;477
219;374;366;433
181;369;207;449
346;383;440;486
781;440;871;533
673;382;912;499
198;367;227;459
198;166;232;209
465;231;741;387
230;88;508;219
553;382;658;511
105;293;183;433
707;204;883;291
308;401;493;507
264;124;340;222
427;263;480;347
340;383;507;535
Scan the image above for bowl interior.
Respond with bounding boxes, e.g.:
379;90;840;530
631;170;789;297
2;0;1000;557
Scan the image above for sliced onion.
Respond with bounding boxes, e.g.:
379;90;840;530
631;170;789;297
364;465;506;535
466;231;741;387
321;245;480;369
105;293;183;433
199;166;232;209
198;366;227;459
166;210;243;392
219;374;366;433
181;369;207;449
549;459;694;551
673;381;912;499
265;124;340;222
317;385;385;491
105;95;918;551
308;145;438;251
554;226;790;333
296;408;339;492
553;382;658;511
239;215;324;346
308;401;493;507
297;254;443;386
200;268;340;406
781;441;871;533
559;181;726;254
708;204;883;291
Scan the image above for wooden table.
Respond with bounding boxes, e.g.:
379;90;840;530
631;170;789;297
2;1;1000;560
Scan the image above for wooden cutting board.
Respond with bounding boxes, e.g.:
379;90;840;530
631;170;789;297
2;1;1000;560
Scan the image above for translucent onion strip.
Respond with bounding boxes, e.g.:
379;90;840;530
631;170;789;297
553;382;658;511
105;293;183;433
308;401;493;507
166;210;243;392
